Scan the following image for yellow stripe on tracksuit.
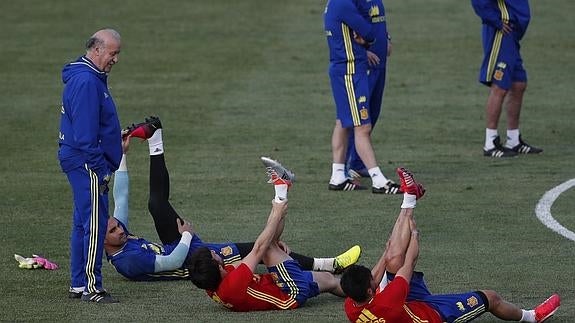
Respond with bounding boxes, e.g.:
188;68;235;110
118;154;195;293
345;74;361;126
149;269;190;279
275;262;300;298
341;23;361;126
486;0;509;83
86;166;100;293
341;23;355;75
356;309;379;322
223;255;242;265
403;304;430;323
452;304;486;323
246;287;297;309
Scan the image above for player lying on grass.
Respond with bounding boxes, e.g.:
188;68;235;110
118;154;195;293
187;158;348;311
340;168;561;322
70;117;359;293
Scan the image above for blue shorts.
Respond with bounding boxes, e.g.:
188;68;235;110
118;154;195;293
388;272;488;322
267;260;320;307
479;27;527;90
329;71;372;128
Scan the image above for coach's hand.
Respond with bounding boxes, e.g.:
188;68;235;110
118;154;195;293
99;174;111;195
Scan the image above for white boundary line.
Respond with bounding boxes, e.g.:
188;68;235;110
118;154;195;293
535;178;575;241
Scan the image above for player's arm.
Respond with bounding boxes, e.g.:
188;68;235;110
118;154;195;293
112;136;130;227
112;161;129;228
338;1;375;43
153;218;194;272
371;239;390;286
394;218;419;283
471;0;505;30
240;201;288;271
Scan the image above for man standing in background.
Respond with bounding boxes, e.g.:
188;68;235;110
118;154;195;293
58;28;123;303
346;0;392;180
324;0;401;194
471;0;542;158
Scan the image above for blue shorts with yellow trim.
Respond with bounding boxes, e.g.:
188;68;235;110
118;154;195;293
329;71;371;128
387;272;488;322
479;27;527;90
267;260;320;307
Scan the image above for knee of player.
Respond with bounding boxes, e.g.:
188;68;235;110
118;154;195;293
384;253;405;273
489;84;508;97
480;290;501;310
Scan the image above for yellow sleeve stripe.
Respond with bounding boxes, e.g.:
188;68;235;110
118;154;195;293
497;0;509;24
342;23;356;75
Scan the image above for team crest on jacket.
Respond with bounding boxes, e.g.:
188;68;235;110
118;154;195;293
360;107;369;120
220;246;233;256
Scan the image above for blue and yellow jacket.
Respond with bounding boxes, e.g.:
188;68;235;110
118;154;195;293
324;0;376;75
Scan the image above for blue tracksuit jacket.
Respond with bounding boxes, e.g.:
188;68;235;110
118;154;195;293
58;56;122;180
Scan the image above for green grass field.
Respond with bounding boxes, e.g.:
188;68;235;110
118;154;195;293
1;0;574;321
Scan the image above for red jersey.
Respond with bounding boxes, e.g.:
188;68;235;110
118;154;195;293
344;276;442;323
206;263;298;312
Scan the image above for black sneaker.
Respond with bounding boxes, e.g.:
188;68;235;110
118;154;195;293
81;291;119;303
509;135;543;154
483;136;518;158
329;179;366;191
372;180;402;194
68;290;82;299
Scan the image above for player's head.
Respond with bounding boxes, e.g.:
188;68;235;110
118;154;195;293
340;265;376;303
187;247;224;290
104;217;127;249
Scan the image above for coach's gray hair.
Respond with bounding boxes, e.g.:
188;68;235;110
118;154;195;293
85;29;121;50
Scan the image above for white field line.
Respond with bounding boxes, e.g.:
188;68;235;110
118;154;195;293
535;178;575;241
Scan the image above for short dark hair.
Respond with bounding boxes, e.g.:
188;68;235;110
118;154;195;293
340;264;373;302
187;247;223;290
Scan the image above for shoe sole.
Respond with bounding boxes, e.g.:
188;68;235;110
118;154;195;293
539;312;557;323
329;180;366;191
372;187;403;194
261;157;296;182
69;292;82;299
